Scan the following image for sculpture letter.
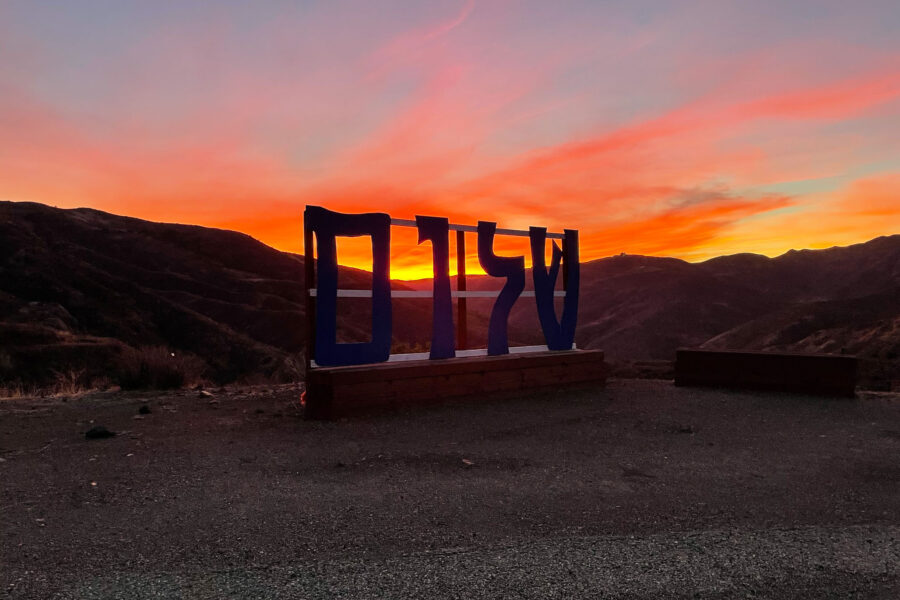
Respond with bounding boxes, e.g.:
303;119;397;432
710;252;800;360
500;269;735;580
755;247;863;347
477;221;525;355
416;215;455;359
304;205;392;366
530;228;579;350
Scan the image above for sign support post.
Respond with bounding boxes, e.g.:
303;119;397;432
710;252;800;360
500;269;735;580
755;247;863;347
456;229;468;351
303;210;316;371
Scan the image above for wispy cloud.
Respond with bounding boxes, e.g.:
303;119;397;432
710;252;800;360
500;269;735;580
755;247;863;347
368;0;476;78
1;1;898;278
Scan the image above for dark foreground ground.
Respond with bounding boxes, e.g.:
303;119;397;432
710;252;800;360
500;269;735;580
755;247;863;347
1;379;899;599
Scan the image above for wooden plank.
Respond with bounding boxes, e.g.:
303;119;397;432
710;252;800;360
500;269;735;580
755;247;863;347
305;349;606;419
674;349;857;397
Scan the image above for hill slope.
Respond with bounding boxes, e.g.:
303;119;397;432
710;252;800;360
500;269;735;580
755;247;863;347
575;237;899;359
0;202;441;387
446;235;899;370
1;201;897;388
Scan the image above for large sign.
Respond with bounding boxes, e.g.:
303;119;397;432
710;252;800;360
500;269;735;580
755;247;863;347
304;205;579;367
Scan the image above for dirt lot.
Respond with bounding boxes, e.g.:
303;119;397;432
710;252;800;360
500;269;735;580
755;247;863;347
2;379;899;599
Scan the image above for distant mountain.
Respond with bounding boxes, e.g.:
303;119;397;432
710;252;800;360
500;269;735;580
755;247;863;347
1;201;897;389
402;233;900;387
574;238;900;359
0;202;442;387
569;243;899;387
442;235;899;369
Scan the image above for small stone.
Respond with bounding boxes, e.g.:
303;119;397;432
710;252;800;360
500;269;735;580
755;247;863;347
85;426;115;440
198;390;214;398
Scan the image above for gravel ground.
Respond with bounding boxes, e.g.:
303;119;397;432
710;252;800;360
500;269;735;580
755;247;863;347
1;379;899;599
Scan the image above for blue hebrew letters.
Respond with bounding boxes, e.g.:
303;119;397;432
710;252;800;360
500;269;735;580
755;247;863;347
477;221;525;355
305;205;392;366
416;215;455;359
530;227;579;350
305;204;580;367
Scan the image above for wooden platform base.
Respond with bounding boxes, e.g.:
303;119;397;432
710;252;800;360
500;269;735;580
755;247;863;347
304;349;607;419
674;349;857;397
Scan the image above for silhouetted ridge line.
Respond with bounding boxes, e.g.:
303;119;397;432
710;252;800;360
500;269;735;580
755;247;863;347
0;201;897;390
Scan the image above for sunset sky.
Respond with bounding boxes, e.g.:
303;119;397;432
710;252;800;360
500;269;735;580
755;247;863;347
2;1;899;279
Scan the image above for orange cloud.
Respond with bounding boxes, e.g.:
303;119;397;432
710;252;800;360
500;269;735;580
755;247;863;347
2;3;898;282
835;173;900;218
580;194;794;259
693;173;900;259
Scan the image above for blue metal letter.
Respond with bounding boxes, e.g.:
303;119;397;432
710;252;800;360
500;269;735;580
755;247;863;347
530;228;579;350
477;221;525;355
305;206;392;366
416;215;455;359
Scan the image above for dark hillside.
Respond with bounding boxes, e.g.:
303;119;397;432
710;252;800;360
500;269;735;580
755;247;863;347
0;202;436;387
1;201;897;389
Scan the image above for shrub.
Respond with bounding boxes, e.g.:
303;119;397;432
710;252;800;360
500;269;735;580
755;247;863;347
116;346;206;390
0;382;31;399
50;367;89;395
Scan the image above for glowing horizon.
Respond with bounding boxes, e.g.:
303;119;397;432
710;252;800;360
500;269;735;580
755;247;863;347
1;1;899;280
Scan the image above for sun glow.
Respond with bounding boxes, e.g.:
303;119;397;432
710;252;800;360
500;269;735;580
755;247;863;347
1;1;898;268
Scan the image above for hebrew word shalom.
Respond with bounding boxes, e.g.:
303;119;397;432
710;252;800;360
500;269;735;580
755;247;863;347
304;205;579;367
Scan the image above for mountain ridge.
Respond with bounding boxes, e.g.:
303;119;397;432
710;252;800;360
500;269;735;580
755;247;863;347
1;201;897;389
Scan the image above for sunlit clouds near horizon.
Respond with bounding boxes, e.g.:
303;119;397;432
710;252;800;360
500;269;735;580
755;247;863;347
1;0;899;278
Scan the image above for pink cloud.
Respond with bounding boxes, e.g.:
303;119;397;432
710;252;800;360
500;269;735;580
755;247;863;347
1;2;898;278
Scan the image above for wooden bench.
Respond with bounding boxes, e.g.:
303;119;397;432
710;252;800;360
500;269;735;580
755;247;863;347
305;349;607;419
674;349;857;397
